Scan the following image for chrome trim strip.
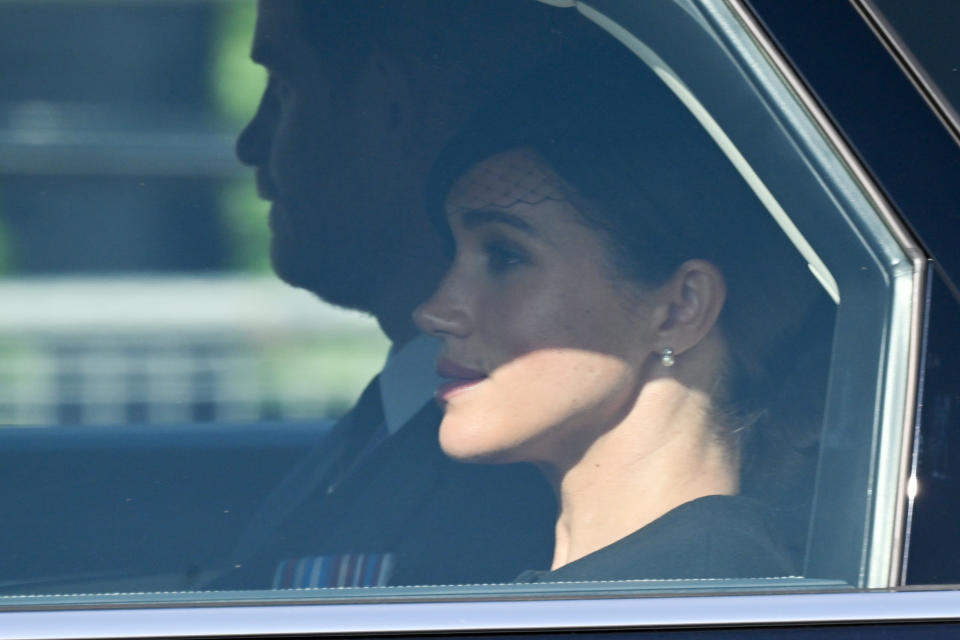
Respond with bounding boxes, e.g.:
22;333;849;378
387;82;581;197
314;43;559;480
725;0;927;589
855;0;960;149
2;590;960;639
899;263;934;584
577;2;841;304
890;257;926;587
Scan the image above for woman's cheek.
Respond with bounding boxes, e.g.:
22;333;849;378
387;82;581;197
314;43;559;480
483;288;576;354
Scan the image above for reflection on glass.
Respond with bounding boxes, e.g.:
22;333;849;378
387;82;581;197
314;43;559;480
0;0;911;607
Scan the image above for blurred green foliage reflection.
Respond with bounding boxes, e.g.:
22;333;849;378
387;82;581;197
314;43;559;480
214;0;271;274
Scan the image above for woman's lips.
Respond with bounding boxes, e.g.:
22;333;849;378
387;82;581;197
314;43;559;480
435;378;486;402
435;359;487;402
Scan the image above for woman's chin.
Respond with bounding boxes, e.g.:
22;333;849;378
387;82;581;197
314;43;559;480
438;417;516;464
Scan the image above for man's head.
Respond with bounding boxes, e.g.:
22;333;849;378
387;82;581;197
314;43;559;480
236;0;604;340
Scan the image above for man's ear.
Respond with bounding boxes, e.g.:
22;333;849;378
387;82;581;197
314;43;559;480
652;259;726;358
357;49;415;135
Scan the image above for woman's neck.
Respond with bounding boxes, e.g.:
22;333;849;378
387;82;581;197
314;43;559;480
547;379;738;571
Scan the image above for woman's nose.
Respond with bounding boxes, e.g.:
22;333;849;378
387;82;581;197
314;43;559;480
413;275;472;339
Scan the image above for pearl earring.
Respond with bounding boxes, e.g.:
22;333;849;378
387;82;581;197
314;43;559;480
661;347;675;367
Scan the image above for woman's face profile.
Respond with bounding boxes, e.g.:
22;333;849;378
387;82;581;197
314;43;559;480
414;148;667;468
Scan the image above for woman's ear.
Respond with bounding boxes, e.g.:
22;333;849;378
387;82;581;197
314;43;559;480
653;259;726;357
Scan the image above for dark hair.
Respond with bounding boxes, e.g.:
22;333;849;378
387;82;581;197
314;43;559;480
295;1;609;112
427;43;831;534
296;0;465;70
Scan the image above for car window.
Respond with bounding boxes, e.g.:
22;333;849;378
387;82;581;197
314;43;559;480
865;0;960;138
0;0;919;610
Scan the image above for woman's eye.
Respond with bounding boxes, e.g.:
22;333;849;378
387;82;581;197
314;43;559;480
483;240;527;275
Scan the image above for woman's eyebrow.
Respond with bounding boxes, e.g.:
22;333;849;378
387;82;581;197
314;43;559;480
459;209;537;235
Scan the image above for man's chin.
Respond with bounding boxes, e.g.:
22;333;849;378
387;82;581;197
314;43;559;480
270;237;377;313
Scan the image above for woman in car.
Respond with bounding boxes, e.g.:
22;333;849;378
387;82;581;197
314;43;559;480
413;45;824;582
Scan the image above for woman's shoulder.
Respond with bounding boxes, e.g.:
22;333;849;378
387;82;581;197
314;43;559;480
515;495;796;583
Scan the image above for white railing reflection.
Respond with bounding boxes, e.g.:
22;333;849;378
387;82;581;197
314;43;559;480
0;276;387;426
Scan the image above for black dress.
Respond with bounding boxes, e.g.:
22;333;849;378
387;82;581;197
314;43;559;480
514;495;795;583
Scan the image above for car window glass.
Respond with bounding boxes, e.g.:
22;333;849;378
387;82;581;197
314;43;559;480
867;0;960;132
0;0;916;608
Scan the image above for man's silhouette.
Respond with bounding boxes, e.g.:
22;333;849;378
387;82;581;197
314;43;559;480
217;1;605;588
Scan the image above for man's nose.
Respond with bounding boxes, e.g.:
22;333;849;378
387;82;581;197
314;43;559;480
413;273;473;339
235;90;274;167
